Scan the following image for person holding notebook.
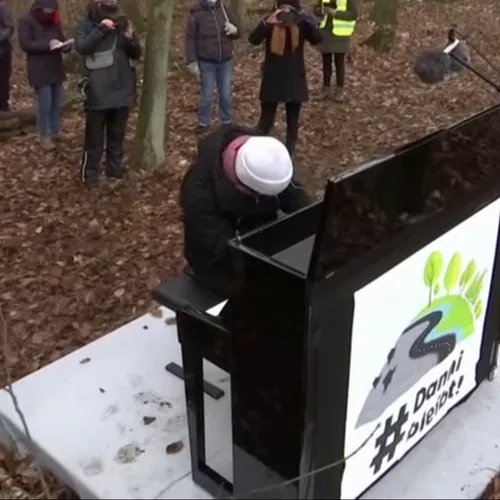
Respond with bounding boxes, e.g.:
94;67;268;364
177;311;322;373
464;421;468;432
17;0;71;149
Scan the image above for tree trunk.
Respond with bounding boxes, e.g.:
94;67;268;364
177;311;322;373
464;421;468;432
229;0;248;33
364;0;399;53
120;0;147;35
130;0;175;169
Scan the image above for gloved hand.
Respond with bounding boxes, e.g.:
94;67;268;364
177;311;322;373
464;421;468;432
225;21;238;36
186;61;200;79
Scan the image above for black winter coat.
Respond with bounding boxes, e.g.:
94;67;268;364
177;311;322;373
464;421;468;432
17;0;66;89
0;1;14;59
180;125;310;288
75;13;142;111
249;16;322;103
185;0;240;64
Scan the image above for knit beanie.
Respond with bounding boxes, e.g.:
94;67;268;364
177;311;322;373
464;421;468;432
234;136;293;196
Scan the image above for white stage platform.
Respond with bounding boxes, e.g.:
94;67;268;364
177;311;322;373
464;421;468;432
0;307;498;499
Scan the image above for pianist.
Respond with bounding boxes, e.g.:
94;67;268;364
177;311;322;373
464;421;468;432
180;124;310;297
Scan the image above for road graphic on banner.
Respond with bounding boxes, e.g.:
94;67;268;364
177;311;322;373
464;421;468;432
356;250;485;428
342;197;500;500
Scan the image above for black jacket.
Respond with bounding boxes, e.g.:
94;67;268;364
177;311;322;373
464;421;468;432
17;0;66;89
249;14;322;103
75;12;142;110
0;1;14;58
181;125;310;284
185;0;240;64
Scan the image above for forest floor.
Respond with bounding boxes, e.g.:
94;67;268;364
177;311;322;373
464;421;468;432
1;0;500;496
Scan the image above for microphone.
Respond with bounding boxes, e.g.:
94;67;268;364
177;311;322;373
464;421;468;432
413;31;500;93
413;34;470;85
447;28;471;73
413;50;452;84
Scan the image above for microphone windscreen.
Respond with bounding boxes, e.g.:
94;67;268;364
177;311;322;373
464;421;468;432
449;41;471;73
413;50;452;84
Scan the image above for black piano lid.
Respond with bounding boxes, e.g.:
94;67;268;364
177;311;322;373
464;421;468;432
228;200;324;278
307;102;500;281
230;103;500;283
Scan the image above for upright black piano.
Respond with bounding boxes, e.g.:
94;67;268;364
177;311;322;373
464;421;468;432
154;103;500;499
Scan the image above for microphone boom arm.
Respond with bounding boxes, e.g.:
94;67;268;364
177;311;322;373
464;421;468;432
443;39;500;93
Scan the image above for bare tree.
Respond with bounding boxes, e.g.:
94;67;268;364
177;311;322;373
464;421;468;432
229;0;248;33
130;0;175;169
120;0;147;35
364;0;399;53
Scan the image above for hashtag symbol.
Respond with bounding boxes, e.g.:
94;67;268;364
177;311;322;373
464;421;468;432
370;404;409;474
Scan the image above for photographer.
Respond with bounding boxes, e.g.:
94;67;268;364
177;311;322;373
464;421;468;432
313;0;358;102
249;0;322;156
75;0;142;186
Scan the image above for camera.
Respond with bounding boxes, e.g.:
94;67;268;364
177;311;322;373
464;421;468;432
114;14;129;31
276;9;298;25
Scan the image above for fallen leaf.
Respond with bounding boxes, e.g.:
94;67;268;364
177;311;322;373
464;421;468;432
166;440;184;454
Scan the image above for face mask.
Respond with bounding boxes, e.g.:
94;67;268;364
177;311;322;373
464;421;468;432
33;9;55;26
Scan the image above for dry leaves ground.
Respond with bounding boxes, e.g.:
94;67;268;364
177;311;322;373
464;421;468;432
1;0;500;496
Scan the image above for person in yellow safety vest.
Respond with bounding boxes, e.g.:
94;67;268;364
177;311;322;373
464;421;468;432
313;0;358;102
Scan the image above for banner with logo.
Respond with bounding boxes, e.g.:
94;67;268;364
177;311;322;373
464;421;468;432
341;198;500;499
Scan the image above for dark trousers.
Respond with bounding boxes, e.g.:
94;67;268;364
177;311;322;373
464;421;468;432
81;107;129;184
257;101;302;156
322;52;346;88
0;49;12;111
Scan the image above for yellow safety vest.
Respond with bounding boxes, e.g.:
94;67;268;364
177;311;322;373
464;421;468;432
318;0;356;37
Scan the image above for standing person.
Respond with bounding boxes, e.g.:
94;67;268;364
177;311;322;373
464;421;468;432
75;0;142;186
313;0;358;102
185;0;240;132
17;0;69;149
249;0;322;157
0;0;14;111
180;124;310;297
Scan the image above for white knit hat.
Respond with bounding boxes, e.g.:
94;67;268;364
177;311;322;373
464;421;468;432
234;137;293;196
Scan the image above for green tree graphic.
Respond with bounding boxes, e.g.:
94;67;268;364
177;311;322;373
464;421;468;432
444;252;461;293
421;251;488;322
474;300;483;319
423;251;443;305
460;259;477;291
465;269;487;306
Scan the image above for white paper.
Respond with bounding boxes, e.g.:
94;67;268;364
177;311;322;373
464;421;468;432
206;300;228;317
50;38;74;51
